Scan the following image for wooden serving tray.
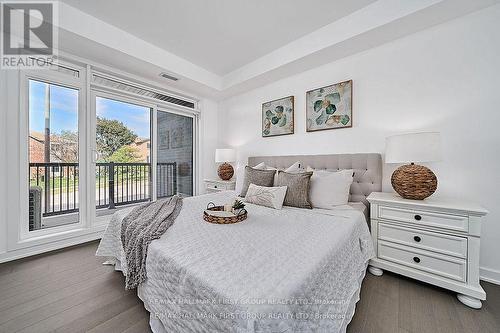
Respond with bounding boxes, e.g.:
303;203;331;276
203;203;247;224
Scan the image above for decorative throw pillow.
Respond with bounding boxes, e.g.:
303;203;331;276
309;169;354;209
253;162;267;170
284;161;302;173
268;161;303;183
274;171;313;209
240;166;276;197
258;161;302;173
235;163;267;195
244;184;287;209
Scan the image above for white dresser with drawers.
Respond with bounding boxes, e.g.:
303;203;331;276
367;192;488;309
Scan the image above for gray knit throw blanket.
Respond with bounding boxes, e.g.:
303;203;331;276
121;195;183;289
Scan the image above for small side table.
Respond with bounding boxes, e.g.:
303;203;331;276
204;179;236;193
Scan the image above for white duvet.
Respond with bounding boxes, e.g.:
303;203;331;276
96;191;374;333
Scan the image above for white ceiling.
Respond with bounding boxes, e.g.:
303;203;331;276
60;0;376;75
56;0;499;99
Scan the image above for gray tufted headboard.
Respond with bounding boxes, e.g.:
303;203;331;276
248;153;382;209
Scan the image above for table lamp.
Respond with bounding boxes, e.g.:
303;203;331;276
215;148;236;180
385;132;441;200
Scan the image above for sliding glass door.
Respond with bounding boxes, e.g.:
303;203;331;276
156;110;194;197
92;93;153;219
90;93;197;223
19;65;198;248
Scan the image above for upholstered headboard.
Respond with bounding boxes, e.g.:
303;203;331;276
248;153;382;209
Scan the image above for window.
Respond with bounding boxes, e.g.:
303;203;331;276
94;96;152;214
28;79;80;230
17;58;199;253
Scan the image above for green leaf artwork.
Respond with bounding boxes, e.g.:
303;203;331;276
315;110;327;125
313;100;323;112
324;93;340;105
325;104;336;114
306;80;352;131
340;115;350;125
262;96;294;137
278;114;287;127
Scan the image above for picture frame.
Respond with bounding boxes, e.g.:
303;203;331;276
305;80;352;132
158;130;170;150
171;127;184;148
262;95;294;137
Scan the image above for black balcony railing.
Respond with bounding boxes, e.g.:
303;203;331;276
29;162;177;217
29;162;79;217
157;162;177;199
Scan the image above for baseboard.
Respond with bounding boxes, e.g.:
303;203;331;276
0;231;103;263
480;267;500;285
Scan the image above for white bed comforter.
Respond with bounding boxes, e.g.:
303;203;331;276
96;191;374;333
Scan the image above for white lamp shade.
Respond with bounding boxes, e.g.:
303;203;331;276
215;148;236;163
385;132;441;164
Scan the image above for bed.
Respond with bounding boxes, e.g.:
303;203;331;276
96;153;382;332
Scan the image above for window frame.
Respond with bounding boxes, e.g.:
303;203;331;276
17;64;88;246
8;54;201;254
156;107;199;197
91;78;201;200
90;90;156;225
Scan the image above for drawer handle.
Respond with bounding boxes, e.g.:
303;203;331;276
414;214;422;221
214;185;218;188
413;236;421;243
413;256;421;263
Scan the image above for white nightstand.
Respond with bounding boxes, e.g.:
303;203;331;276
204;179;236;193
367;192;488;309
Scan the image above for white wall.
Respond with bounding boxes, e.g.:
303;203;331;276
0;69;7;254
219;5;500;282
199;98;219;191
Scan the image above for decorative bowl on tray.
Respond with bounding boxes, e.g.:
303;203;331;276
203;202;247;224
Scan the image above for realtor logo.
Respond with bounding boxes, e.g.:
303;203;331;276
1;1;58;69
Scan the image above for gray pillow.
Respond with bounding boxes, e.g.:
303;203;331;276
274;171;313;209
240;166;276;197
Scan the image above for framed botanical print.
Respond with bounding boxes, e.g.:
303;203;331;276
306;80;352;132
171;127;184;148
158;130;170;150
262;96;294;137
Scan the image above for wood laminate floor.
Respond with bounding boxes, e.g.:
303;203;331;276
0;241;499;333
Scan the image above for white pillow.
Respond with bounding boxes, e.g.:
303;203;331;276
244;184;287;209
235;162;267;195
309;169;354;209
253;162;267;170
268;161;302;183
234;164;244;194
306;166;354;178
284;161;302;173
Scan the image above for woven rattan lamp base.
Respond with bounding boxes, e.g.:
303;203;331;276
391;163;437;200
217;162;234;180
